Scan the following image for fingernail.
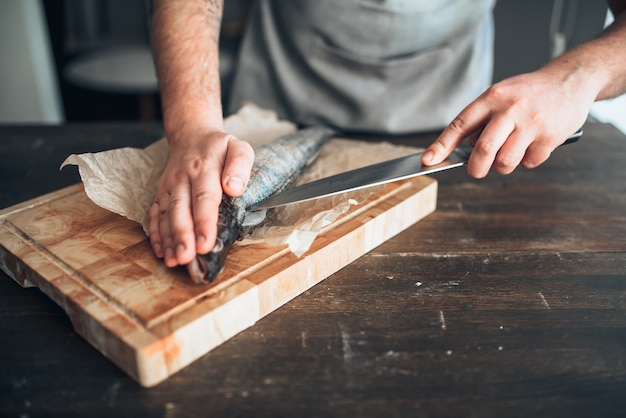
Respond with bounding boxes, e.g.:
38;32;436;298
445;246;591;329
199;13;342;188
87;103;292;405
153;242;162;256
422;150;434;165
196;234;208;252
164;247;174;260
196;234;206;246
175;243;186;258
227;176;244;194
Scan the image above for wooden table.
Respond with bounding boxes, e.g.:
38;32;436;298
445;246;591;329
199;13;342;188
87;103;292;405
1;122;625;417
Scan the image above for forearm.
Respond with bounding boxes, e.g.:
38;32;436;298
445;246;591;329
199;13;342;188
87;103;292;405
598;3;626;99
149;0;225;144
540;4;626;102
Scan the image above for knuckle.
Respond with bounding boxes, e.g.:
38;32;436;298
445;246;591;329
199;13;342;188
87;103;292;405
467;166;487;179
149;202;160;217
521;148;550;169
494;153;517;171
448;117;467;133
520;159;538;169
431;140;448;153
239;138;255;155
229;138;255;163
493;162;515;175
170;224;191;241
168;194;186;209
192;189;221;206
521;158;541;169
484;84;509;102
191;159;205;172
473;140;498;156
149;233;162;247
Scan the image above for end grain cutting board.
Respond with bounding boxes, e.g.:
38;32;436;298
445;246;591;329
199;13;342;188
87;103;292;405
0;176;437;386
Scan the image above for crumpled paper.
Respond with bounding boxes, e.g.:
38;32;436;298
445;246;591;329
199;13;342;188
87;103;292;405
61;103;422;257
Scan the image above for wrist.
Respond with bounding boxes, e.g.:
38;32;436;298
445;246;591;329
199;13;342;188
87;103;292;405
162;103;225;146
541;46;607;103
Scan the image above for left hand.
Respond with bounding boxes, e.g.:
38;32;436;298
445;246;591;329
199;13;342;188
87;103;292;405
421;67;594;178
149;130;254;268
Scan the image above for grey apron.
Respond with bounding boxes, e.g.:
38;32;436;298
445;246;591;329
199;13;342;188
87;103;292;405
227;0;496;134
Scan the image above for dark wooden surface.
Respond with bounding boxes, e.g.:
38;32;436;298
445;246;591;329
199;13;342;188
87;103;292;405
1;121;626;417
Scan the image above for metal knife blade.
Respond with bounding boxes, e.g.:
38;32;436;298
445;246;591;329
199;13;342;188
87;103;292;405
249;129;582;211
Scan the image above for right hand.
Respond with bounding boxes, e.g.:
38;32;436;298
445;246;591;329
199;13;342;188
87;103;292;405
148;130;255;268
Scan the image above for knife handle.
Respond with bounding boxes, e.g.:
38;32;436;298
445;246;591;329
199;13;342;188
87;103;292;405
562;127;583;146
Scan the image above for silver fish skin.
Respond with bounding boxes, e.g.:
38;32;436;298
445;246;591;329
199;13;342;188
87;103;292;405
186;126;336;284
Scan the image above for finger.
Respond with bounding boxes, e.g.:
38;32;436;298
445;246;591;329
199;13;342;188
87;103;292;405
492;129;530;175
522;128;579;166
221;136;255;197
520;140;554;169
159;210;176;267
191;171;223;255
467;118;515;178
165;183;197;267
156;192;177;267
422;103;491;166
149;199;164;258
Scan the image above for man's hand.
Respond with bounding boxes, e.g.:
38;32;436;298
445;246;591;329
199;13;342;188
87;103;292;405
148;0;255;267
149;131;254;267
422;3;626;177
421;69;593;178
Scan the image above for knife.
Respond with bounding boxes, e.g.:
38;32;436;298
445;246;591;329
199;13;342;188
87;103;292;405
249;128;583;211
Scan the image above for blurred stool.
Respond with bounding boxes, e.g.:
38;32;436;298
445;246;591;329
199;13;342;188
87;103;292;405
64;44;159;119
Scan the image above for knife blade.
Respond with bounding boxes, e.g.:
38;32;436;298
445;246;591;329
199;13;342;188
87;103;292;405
249;128;582;211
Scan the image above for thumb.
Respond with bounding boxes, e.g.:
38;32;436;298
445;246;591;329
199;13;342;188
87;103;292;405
421;140;456;166
222;136;255;197
422;117;481;166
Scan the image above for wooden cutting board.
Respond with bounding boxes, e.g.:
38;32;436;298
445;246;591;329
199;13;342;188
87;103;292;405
0;176;437;387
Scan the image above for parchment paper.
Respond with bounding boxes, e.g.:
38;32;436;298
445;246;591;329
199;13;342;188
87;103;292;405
61;103;422;256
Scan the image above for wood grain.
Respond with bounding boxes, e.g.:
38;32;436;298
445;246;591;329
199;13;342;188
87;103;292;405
0;176;437;386
3;122;626;417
